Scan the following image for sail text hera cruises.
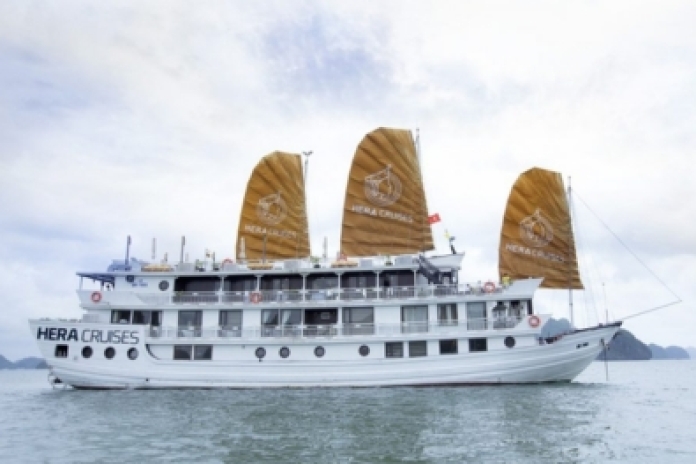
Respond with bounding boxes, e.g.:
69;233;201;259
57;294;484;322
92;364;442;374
31;128;621;389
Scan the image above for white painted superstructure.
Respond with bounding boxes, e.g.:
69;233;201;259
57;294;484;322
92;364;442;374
30;253;621;389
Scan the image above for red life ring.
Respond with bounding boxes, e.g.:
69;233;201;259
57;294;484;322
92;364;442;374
484;281;496;293
339;253;347;261
528;315;541;328
91;291;102;303
250;292;262;304
222;258;234;265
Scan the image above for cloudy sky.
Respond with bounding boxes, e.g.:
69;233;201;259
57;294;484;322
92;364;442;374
1;1;694;360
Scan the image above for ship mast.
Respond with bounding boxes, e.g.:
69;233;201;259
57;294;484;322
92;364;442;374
567;176;575;326
302;151;312;259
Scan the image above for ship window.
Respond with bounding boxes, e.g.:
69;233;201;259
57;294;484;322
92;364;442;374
385;342;404;358
279;347;290;358
133;310;162;326
359;345;370;356
504;337;516;348
255;347;266;359
127;348;139;360
158;280;169;291
174;345;192;360
178;310;202;329
194;345;212;360
55;345;68;358
261;309;280;337
437;304;458;326
104;347;116;359
219;310;242;328
401;306;428;334
343;307;374;335
469;338;488;352
466;302;487;330
409;341;427;357
314;346;325;358
81;346;93;359
111;310;131;324
439;339;458;355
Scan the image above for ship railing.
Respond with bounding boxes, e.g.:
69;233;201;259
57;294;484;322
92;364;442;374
146;318;527;340
121;283;519;307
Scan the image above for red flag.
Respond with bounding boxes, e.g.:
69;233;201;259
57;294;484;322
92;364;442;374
428;213;441;224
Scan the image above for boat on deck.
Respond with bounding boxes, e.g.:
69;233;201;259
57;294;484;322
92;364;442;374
29;129;621;389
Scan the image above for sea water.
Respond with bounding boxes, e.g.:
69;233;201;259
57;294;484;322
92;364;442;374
1;361;695;463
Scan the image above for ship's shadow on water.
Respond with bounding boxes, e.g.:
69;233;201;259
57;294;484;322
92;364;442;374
4;363;696;463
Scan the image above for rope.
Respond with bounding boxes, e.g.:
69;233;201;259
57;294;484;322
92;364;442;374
573;190;682;320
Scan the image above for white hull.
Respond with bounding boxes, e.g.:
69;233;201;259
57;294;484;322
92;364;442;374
34;323;620;389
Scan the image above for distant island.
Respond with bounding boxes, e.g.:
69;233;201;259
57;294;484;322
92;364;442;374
0;355;47;370
540;318;692;361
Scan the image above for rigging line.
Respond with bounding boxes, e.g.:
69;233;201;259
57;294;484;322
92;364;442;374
621;300;682;321
572;190;682;302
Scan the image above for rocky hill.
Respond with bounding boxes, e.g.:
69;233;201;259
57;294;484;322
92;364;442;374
0;356;48;369
598;329;652;361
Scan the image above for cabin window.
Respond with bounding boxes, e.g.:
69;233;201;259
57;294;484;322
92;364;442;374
438;304;458;326
469;338;488;352
401;305;428;333
81;346;93;359
127;348;139;360
225;276;257;292
466;302;486;330
260;275;303;291
219;310;242;331
341;272;376;289
104;347;116;359
279;309;302;336
307;274;338;290
174;345;192;360
261;309;280;337
385;342;404;358
304;309;337;337
178;310;202;333
174;277;220;292
133;310;162;326
111;310;131;324
194;345;213;360
359;345;370;356
343;307;374;335
279;347;291;358
409;341;427;357
55;345;68;358
439;339;458;355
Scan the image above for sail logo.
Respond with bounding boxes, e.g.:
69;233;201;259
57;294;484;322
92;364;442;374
519;208;554;248
364;165;402;207
256;192;287;225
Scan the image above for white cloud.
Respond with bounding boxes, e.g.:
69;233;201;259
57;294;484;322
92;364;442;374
1;0;695;359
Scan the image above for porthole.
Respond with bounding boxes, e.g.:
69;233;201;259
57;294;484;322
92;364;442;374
255;347;266;359
279;347;290;358
314;346;325;358
504;336;516;348
359;345;370;357
104;347;116;359
126;275;135;283
82;346;93;359
158;280;169;291
128;348;139;360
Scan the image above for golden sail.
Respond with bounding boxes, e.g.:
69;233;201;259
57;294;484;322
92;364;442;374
340;127;434;257
236;152;309;261
498;167;583;289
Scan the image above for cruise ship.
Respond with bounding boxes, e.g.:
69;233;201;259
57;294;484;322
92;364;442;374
30;128;621;388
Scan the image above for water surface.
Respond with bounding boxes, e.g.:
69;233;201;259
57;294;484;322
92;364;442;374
1;361;694;463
